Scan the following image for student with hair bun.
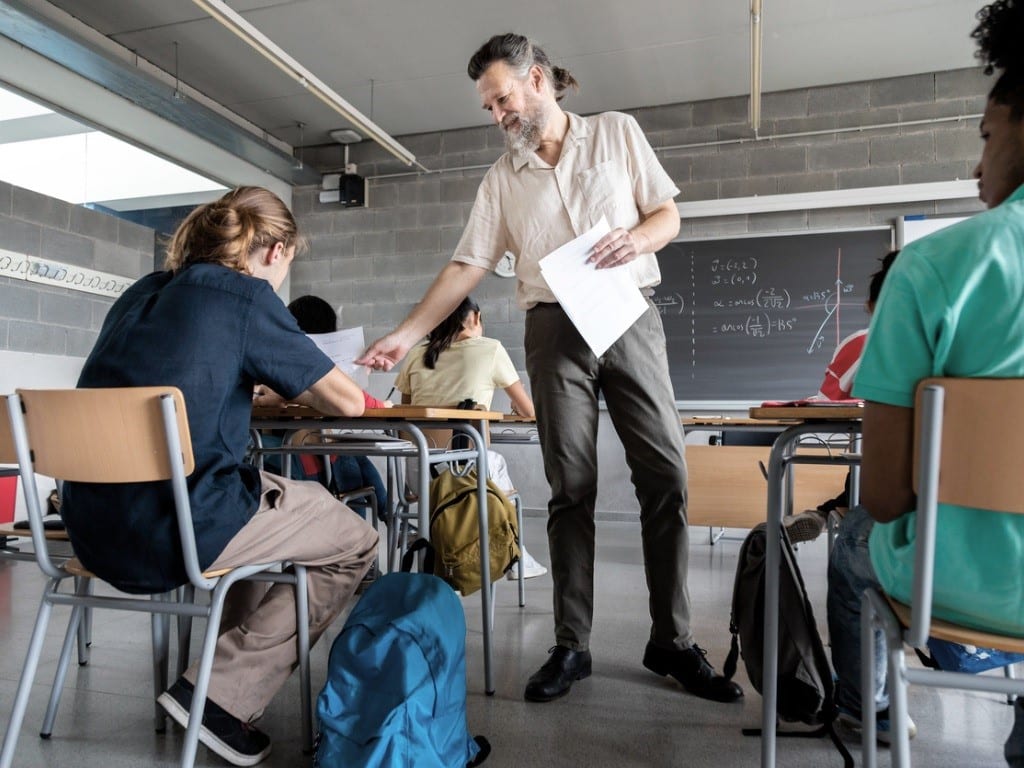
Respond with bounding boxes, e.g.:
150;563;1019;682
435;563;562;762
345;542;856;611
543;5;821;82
395;297;547;579
827;2;1024;756
62;187;379;766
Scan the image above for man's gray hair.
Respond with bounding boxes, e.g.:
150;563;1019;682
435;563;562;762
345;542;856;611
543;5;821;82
467;33;579;101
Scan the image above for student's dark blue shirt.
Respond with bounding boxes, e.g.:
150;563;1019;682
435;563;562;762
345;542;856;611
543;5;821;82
62;264;334;593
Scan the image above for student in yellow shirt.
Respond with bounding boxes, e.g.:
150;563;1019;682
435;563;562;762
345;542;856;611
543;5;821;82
395;297;546;579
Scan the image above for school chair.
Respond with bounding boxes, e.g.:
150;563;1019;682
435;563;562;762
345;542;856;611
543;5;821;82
0;396;92;665
860;378;1024;768
0;388;313;768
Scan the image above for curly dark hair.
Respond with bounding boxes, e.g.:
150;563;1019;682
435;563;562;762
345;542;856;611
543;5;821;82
972;0;1024;117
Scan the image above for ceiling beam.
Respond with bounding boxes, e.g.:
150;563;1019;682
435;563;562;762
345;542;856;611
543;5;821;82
0;0;317;190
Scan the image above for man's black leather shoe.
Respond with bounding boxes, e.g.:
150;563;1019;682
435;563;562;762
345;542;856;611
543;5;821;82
642;642;744;703
524;646;592;702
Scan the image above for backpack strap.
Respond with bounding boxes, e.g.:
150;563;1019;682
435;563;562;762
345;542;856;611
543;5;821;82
400;538;436;575
741;724;853;768
467;736;491;767
723;621;739;681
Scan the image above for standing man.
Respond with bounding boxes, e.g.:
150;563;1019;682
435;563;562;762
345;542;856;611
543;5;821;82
827;1;1024;758
359;33;741;705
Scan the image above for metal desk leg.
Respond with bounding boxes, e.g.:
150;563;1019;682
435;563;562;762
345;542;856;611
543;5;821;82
459;420;493;696
761;430;788;768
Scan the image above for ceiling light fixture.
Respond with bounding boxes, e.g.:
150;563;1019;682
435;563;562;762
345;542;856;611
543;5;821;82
191;0;425;170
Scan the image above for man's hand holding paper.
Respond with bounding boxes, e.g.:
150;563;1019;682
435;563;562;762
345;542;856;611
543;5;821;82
538;216;649;358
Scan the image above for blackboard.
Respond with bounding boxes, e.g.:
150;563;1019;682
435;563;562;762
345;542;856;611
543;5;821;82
651;228;893;404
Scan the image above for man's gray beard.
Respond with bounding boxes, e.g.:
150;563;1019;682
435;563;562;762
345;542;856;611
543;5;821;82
504;113;543;156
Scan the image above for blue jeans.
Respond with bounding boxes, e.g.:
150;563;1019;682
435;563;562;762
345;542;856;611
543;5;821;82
826;505;887;716
829;507;1024;765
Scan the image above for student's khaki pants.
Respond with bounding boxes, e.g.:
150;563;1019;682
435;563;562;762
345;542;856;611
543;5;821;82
183;471;379;721
525;301;693;653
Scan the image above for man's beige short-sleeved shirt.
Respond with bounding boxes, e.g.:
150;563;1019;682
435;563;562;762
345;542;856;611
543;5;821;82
452;111;680;309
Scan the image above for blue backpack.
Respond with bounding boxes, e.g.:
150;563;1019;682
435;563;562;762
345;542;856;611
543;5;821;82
315;572;490;768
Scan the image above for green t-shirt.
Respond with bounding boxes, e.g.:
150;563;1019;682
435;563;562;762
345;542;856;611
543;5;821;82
853;183;1024;636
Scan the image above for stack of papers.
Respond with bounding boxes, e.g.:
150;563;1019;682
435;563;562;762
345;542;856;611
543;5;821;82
307;327;369;389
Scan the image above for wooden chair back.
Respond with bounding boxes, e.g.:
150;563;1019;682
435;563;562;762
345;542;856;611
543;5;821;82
0;395;14;464
15;388;195;483
913;377;1024;514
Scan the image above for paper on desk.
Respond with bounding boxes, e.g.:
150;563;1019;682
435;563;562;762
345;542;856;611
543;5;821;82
538;217;648;357
307;327;369;388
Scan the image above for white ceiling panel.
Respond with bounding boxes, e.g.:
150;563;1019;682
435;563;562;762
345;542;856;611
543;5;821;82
36;0;983;150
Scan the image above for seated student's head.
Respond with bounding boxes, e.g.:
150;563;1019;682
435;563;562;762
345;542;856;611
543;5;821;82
164;187;306;290
972;0;1024;207
866;250;899;314
424;296;482;369
288;295;337;334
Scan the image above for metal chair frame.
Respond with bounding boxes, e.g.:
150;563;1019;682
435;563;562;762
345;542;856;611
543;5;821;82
0;388;313;768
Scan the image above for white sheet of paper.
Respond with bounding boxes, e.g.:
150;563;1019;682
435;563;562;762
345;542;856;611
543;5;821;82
538;217;649;357
308;327;369;389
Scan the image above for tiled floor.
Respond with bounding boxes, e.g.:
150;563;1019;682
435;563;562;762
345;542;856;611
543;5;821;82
0;521;1013;767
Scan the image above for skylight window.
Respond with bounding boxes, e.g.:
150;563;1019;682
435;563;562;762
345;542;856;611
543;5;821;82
0;85;226;209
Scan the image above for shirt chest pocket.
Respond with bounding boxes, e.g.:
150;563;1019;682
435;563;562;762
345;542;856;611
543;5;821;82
575;161;622;224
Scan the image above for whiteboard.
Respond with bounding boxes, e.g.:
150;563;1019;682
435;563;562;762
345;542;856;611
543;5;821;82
897;215;970;247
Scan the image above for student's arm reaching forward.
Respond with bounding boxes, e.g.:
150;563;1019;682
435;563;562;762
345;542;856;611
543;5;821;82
358;262;489;370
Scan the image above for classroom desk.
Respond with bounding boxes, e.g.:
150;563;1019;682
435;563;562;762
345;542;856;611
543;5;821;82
682;418;851;538
250;404;504;694
490;414;539;445
749;404;864;768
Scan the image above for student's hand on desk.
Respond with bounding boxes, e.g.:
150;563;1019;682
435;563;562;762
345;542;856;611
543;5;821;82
357;331;413;371
253;385;287;407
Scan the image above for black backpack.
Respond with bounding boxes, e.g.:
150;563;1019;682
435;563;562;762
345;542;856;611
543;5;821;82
723;523;853;767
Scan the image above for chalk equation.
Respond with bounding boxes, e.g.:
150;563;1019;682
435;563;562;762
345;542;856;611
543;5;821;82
711;313;798;338
652;292;686;315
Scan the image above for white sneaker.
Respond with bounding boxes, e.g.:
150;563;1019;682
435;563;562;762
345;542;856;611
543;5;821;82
838;706;917;745
506;547;548;580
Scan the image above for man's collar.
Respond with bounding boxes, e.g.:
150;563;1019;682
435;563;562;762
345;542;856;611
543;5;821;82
510;112;587;171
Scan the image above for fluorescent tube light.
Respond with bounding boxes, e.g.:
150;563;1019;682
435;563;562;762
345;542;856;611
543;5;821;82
191;0;419;168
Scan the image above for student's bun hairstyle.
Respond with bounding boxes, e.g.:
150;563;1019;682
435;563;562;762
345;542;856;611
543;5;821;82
972;0;1024;118
424;297;481;370
467;33;579;101
164;186;306;273
288;295;337;334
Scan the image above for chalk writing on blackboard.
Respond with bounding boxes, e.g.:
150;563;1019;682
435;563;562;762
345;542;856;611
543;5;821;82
653;227;893;402
0;248;135;299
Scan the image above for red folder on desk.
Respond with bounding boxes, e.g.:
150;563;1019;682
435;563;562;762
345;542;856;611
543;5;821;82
759;398;864;407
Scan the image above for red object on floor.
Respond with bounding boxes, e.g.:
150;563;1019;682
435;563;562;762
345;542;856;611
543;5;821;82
0;475;15;524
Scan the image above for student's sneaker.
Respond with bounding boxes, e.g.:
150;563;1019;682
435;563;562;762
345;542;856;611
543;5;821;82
783;510;827;544
837;705;917;745
158;678;272;767
506;547;548;580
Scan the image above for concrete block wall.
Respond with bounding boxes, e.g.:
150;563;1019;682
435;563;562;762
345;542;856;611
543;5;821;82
292;66;989;382
290;66;991;515
0;181;155;358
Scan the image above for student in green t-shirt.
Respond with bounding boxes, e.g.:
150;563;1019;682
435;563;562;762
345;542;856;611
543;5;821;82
827;3;1024;759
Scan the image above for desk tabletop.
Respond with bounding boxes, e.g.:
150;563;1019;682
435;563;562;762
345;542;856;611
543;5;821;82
251;404;505;421
748;404;864;421
683;417;781;427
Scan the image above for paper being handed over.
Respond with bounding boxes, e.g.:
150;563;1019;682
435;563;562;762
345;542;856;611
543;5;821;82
538;216;648;357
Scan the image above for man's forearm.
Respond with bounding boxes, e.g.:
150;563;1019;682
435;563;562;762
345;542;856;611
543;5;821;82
395;261;488;341
631;201;681;254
